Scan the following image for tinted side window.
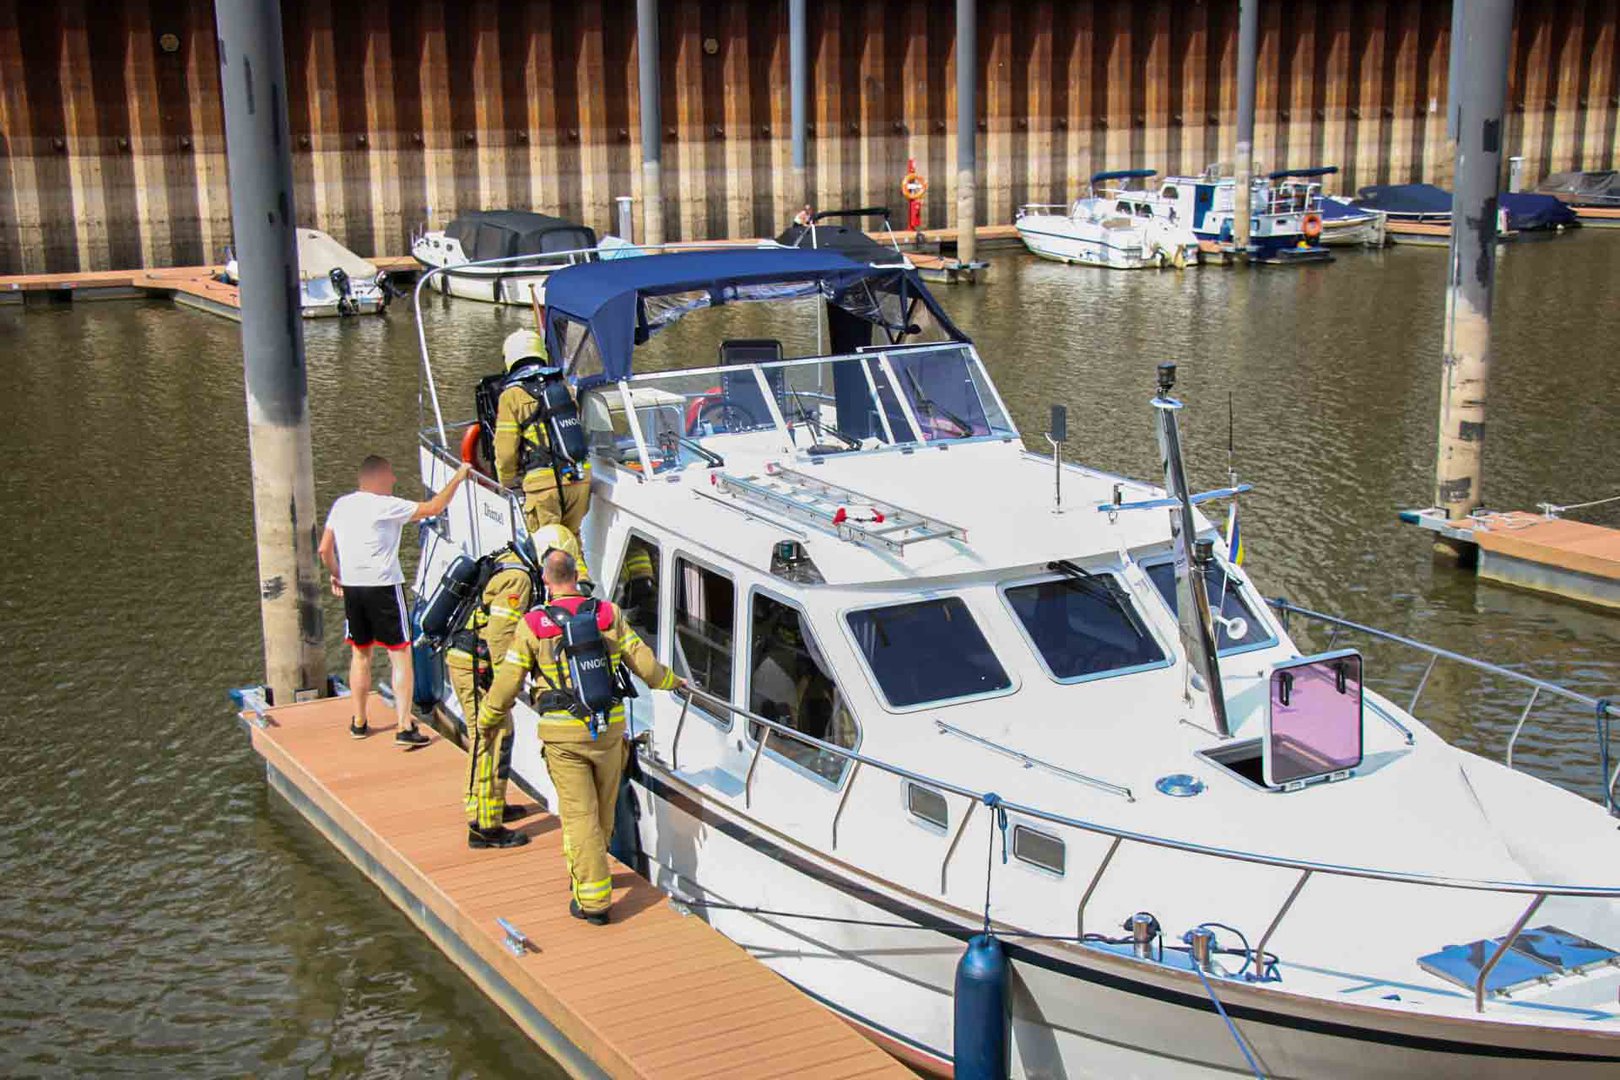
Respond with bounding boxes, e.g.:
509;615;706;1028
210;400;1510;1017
674;558;734;712
748;594;857;783
1006;576;1165;681
846;598;1010;708
612;535;660;653
1145;560;1269;651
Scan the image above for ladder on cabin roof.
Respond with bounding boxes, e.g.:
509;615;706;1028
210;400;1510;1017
710;463;967;556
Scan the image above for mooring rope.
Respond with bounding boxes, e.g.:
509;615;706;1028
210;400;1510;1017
1192;963;1266;1079
1539;492;1620;516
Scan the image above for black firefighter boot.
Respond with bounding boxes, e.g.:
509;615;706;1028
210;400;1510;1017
468;824;531;850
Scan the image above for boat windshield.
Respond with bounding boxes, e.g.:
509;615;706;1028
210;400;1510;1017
585;343;1016;473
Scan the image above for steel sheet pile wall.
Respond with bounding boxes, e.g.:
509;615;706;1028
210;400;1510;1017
3;0;1618;274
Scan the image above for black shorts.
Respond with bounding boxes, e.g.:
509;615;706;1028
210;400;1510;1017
343;583;410;650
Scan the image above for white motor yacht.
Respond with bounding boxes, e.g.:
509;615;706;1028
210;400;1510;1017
1016;170;1199;269
411;210;597;305
410;247;1620;1077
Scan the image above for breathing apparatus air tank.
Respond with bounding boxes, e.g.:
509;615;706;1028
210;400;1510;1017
417;554;484;650
953;933;1010;1080
548;600;619;735
409;599;443;711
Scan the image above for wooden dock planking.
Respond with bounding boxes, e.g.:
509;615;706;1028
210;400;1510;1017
241;694;908;1079
1404;508;1620;611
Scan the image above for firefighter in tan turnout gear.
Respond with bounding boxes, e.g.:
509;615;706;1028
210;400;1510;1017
449;541;542;849
493;329;594;585
479;550;683;922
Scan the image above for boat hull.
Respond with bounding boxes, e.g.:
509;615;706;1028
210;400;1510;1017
1015;215;1194;270
413;259;555;305
626;762;1620;1080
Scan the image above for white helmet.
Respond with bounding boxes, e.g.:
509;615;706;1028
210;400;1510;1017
502;329;548;372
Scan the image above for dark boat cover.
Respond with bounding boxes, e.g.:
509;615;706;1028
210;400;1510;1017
445;210;597;263
542;248;965;381
775;223;907;266
1535;171;1620;205
1355;184;1578;230
1318;196;1372;221
1355;183;1452;216
1499;193;1580;231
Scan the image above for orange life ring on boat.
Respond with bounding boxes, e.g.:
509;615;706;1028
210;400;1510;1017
459;424;482;465
1301;212;1323;240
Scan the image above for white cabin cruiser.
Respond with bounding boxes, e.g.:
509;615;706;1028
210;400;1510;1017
1016;170;1199;269
410;247;1620;1077
411;210;597;305
223;228;391;317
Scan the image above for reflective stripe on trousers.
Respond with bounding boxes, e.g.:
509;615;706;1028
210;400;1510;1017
540;733;627;914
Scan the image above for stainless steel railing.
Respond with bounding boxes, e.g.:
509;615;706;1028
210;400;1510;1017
1267;599;1618;812
661;684;1620;1013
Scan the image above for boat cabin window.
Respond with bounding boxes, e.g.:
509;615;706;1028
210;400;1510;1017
1143;558;1273;654
906;783;949;830
1003;574;1167;683
845;598;1011;709
1012;825;1065;875
747;593;857;784
674;557;735;727
612;534;661;654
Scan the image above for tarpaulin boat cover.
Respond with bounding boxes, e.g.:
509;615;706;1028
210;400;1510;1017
296;229;378;282
1499;193;1580;231
1318;196;1373;221
1355;183;1452;215
445;210;597;263
542;248;966;382
1536;171;1620;203
1355;184;1578;230
774;223;909;266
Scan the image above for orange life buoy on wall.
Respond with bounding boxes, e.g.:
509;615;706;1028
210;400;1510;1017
459;424;482;465
1301;212;1323;240
901;172;928;202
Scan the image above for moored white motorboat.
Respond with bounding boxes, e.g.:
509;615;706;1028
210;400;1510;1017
1318;196;1388;247
411;210;597;305
223;228;391;317
1016;170;1199;269
409;246;1620;1077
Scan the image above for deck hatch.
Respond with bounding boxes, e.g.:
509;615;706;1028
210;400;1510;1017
1418;938;1560;996
1510;926;1620;974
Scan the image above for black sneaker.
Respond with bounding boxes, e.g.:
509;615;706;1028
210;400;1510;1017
468;825;531;850
349;718;369;739
569;899;610;926
394;725;431;750
501;804;530;823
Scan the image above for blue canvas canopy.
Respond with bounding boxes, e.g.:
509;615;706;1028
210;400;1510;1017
542;248;966;381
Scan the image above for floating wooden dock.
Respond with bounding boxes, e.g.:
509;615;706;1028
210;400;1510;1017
235;692;907;1079
1402;507;1620;611
0;257;419;319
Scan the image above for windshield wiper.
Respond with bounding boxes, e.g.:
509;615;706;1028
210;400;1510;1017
902;367;976;439
787;387;861;449
1048;559;1145;640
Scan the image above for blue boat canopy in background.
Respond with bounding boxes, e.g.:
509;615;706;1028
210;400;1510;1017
543;248;966;381
1355;182;1579;231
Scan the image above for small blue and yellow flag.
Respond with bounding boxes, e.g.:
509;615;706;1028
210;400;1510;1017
1225;501;1245;566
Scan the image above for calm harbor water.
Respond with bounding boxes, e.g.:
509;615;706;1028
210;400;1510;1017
2;233;1619;1075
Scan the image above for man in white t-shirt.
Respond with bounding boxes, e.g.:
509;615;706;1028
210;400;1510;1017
320;454;472;747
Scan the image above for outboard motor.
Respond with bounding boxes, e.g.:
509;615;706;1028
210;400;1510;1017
547;599;619;737
329;265;353;314
417;554;485;650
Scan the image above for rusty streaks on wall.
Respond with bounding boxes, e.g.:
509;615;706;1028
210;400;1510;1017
3;0;1620;273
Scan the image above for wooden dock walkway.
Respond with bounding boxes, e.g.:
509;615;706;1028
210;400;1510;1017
237;693;908;1079
0;257;420;318
1402;507;1620;610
